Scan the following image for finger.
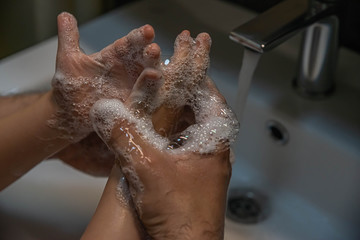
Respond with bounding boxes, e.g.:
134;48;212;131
192;33;211;84
143;43;161;68
56;12;80;54
126;24;155;47
171;30;194;65
202;78;232;119
170;77;238;154
152;104;185;137
100;25;155;60
193;33;211;66
126;68;163;115
206;76;227;103
110;122;151;205
111;121;152;166
195;78;239;151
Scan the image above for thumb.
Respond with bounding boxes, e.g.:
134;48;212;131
90;99;163;168
125;68;163;115
56;12;80;56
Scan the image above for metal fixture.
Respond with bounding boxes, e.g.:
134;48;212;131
230;0;339;98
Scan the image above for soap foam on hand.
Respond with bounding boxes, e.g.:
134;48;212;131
90;77;240;213
155;31;239;153
48;16;159;142
90;32;240;216
90;31;239;155
50;74;127;141
90;77;239;156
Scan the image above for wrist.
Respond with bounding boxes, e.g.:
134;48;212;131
0;91;71;189
144;197;226;240
179;205;225;240
0;92;45;118
150;216;224;240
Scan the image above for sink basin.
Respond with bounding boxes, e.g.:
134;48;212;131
226;63;360;239
1;0;360;239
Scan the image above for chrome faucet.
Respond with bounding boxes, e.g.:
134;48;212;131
230;0;339;98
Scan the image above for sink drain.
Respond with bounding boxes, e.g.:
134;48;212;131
266;120;289;145
227;188;269;224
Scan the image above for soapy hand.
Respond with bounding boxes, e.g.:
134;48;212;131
49;12;161;175
50;12;160;142
91;31;239;239
152;30;211;137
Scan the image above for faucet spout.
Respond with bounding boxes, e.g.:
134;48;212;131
230;0;340;98
229;0;338;53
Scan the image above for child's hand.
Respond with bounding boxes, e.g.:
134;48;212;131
152;30;211;137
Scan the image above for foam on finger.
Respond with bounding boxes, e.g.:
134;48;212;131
175;81;240;153
143;43;161;68
57;12;80;53
127;24;155;46
90;98;168;149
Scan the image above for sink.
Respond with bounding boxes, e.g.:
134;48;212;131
226;60;360;239
224;22;360;239
1;0;360;239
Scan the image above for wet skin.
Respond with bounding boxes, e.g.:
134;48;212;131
91;30;235;240
51;12;161;176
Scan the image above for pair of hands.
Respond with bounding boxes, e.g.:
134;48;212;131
52;12;237;239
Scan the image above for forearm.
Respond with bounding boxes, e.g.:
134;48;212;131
82;165;144;240
0;92;45;118
0;91;70;190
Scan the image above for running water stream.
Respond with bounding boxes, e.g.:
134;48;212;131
236;48;262;122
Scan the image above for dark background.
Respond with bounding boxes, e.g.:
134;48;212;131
0;0;134;59
0;0;359;59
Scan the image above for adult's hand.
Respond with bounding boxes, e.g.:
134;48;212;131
91;31;239;239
